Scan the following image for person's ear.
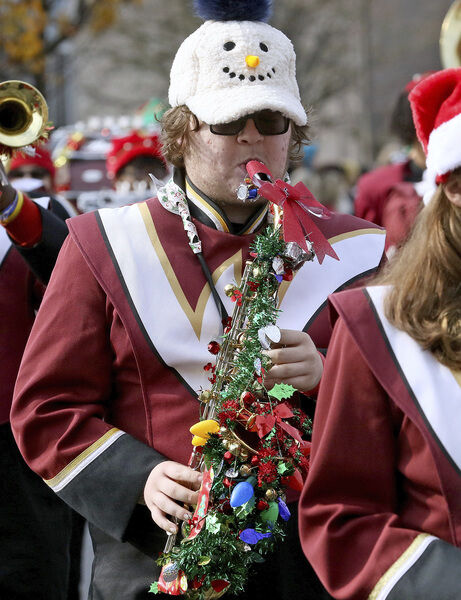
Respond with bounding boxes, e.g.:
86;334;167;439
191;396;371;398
444;175;461;208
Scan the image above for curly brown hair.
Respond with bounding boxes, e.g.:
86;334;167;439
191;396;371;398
375;181;461;370
160;105;310;168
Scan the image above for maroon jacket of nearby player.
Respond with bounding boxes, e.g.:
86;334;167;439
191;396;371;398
354;160;422;226
299;285;461;600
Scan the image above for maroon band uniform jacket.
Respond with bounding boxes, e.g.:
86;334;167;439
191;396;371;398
11;195;385;598
299;286;461;600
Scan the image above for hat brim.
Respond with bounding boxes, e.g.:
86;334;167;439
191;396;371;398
186;84;307;127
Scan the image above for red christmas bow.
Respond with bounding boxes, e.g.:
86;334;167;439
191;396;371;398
246;161;339;264
255;402;303;443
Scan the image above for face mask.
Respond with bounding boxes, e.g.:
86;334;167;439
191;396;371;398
10;177;46;193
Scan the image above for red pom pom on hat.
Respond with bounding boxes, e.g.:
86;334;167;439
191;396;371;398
106;130;165;179
409;68;461;184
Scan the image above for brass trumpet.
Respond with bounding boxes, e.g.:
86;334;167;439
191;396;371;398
440;1;461;69
0;80;48;149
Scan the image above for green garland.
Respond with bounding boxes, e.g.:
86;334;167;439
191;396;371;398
151;227;312;599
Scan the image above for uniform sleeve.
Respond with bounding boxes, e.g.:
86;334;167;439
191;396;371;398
10;235;166;544
14;204;69;283
298;317;461;600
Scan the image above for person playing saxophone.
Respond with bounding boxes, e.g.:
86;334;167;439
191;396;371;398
10;1;386;598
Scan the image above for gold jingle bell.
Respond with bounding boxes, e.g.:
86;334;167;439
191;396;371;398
224;284;236;297
265;488;278;501
199;390;212;404
239;464;252;477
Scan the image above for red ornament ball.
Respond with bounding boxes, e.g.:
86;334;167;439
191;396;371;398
224;451;233;462
207;341;221;355
219;499;233;515
257;500;269;511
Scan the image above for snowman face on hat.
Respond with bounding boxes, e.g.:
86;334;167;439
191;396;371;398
169;20;306;127
218;25;277;84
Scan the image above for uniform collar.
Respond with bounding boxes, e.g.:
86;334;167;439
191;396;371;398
183;172;268;235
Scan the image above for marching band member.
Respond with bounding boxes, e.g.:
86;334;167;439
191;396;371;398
11;2;385;598
1;141;73;598
299;68;461;600
106;130;168;191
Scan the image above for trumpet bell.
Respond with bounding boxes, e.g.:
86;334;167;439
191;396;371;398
440;1;461;69
0;80;48;149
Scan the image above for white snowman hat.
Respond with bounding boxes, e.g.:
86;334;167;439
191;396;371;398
168;0;307;126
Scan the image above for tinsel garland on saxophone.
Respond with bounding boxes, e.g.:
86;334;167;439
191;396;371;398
150;161;338;598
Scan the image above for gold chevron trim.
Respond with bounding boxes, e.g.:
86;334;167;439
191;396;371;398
45;428;122;488
138;202;242;339
329;228;386;246
451;370;461;388
186;180;229;232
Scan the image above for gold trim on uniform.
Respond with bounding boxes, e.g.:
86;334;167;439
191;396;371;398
138;202;243;339
368;533;431;600
45;428;122;488
185;180;229;232
329;228;386;246
450;370;461;388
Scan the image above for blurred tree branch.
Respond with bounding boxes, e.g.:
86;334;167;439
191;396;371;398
0;0;141;90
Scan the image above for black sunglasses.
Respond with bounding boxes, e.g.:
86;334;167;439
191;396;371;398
10;169;49;179
209;110;290;136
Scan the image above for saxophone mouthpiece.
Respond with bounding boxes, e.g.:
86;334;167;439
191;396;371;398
236;161;274;202
245;160;273;187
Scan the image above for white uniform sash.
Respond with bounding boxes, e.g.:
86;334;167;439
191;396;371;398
98;202;385;395
367;285;461;471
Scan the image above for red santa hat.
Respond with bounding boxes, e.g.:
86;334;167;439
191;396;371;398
106;131;165;179
9;145;56;181
409;68;461;185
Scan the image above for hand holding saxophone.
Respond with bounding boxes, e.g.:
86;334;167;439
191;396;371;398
263;329;323;393
143;461;202;534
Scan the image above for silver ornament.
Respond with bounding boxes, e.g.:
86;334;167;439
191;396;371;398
282;241;315;269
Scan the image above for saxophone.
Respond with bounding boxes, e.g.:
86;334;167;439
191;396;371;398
152;161;316;599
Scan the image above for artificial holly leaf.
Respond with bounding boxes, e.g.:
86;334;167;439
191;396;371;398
277;462;291;475
268;383;296;400
149;582;159;594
